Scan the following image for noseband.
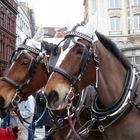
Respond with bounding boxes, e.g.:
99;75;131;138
0;44;49;108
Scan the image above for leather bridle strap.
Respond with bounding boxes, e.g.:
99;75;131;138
77;47;89;76
1;77;19;89
1;46;49;97
1;51;41;93
54;67;76;85
54;45;90;88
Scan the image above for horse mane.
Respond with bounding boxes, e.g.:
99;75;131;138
41;40;58;55
41;40;60;67
95;31;131;69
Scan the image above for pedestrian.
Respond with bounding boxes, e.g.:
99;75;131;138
0;111;10;128
34;90;54;140
9;95;35;140
0;126;22;140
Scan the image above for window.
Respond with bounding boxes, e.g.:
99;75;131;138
126;42;134;48
11;20;15;33
0;62;5;77
133;0;140;5
109;0;121;8
0;42;4;60
0;11;4;26
110;17;120;31
0;41;2;59
117;42;125;49
7;16;10;31
134;14;140;29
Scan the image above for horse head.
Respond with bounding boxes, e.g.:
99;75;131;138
44;16;100;110
0;27;52;110
44;10;130;111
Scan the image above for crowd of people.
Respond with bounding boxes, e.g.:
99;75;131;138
0;90;54;140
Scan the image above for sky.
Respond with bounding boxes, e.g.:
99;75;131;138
18;0;84;28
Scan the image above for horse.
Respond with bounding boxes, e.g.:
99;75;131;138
43;16;140;140
0;27;59;110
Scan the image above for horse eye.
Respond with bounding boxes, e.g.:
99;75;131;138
21;61;30;66
76;48;83;54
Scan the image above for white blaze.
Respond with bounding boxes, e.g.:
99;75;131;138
55;46;73;67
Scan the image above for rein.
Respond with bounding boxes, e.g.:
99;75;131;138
91;66;140;133
16;91;48;127
46;87;94;139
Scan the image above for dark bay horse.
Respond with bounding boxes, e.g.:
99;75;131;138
0;27;59;110
43;18;140;140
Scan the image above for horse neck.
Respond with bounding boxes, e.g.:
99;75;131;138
96;41;127;107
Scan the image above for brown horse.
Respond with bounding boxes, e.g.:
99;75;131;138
0;27;59;110
44;17;140;140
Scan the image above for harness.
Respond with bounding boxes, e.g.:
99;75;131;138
91;67;140;132
47;25;140;139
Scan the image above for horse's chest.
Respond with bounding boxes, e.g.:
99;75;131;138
102;108;140;140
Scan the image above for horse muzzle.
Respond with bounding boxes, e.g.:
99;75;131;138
45;90;60;109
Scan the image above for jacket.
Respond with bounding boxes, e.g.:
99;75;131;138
0;127;17;140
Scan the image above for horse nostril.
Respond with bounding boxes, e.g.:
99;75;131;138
0;96;5;108
46;90;59;106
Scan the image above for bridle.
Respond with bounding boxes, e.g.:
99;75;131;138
47;26;140;139
54;28;99;103
46;26;99;139
0;44;49;108
53;29;140;139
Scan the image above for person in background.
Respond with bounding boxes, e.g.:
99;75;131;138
0;126;22;140
9;95;35;140
0;111;10;128
0;111;22;140
34;90;54;140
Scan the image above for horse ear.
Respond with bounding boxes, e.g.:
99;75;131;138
32;26;44;42
25;27;44;50
84;12;97;34
76;13;98;40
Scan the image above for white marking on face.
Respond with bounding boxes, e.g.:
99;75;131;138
9;62;15;71
48;72;54;81
56;44;73;67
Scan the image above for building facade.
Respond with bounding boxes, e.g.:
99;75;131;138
16;2;31;46
0;0;18;76
83;0;140;64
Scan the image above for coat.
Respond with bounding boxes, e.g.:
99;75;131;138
0;127;17;140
